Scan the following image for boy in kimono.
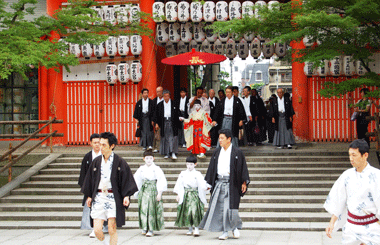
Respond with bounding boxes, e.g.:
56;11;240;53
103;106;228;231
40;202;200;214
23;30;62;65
134;150;167;237
325;139;380;244
173;155;209;236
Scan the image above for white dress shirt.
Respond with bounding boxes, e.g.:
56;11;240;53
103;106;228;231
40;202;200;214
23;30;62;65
217;144;232;176
98;153;114;190
278;97;285;113
142;98;149;113
156;97;164;104
180;96;187;111
223;96;234;115
92;150;102;161
209;97;216;106
242;96;252;119
164;100;171;118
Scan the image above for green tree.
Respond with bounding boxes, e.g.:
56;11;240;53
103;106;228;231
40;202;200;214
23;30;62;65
210;0;380;98
0;0;152;79
219;70;232;91
251;82;264;90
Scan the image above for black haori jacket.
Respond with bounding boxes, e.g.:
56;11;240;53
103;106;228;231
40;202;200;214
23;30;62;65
268;96;295;131
204;146;250;209
81;153;138;227
133;98;154;131
154;100;181;137
78;151;93;206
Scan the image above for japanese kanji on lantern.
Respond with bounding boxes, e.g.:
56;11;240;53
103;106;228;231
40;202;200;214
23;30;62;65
343;56;356;76
255;0;266;19
213;39;224;55
356;60;367;76
118;62;130;84
169;23;181;43
216;1;229;21
225;39;237;60
193;22;206;44
156;22;169;44
218;32;229;43
238;39;249;60
317;60;330;77
106;64;117;86
94;42;106;59
275;42;287;58
81;43;93;59
229;1;241;20
130;35;142;57
178;1;190;22
190;1;203;22
268;0;280;11
165;1;178;22
177;40;189;54
303;62;316;77
91;6;104;25
329;56;342;76
116;4;129;24
262;40;274;59
190;40;200;52
205;23;217;43
242;1;254;17
59;38;69;55
303;35;314;47
250;38;262;59
130;60;142;84
244;32;254;43
203;1;216;22
201;39;212;53
129;4;140;23
117;36;129;57
69;43;81;58
180;22;192;43
152;1;165;23
165;41;177;57
104;5;116;25
106;36;117;58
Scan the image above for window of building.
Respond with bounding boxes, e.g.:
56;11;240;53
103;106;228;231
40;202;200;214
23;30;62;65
234;66;238;72
256;71;262;81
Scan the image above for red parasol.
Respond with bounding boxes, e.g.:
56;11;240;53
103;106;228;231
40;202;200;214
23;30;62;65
161;48;227;65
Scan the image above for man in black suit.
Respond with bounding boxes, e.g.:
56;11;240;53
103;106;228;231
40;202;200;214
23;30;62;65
133;88;154;150
176;88;189;148
208;89;220;147
241;86;259;146
251;89;267;145
152;86;164;153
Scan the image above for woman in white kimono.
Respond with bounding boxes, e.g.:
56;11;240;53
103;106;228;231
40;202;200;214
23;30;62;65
134;150;167;237
173;155;209;236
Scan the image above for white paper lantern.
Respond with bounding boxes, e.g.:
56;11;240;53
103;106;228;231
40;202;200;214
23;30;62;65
165;41;177;57
216;1;229;21
304;62;315;77
130;35;142;57
225;39;237;60
213;39;224;55
178;1;190;22
316;60;330;77
329;56;343;76
177;41;189;54
180;22;193;43
229;1;242;20
69;43;81;58
343;56;356;76
106;64;117;85
92;6;104;25
232;33;243;42
205;23;217;43
169;23;181;43
244;32;255;43
218;32;229;43
58;38;69;55
356;60;367;76
81;43;93;59
238;39;249;60
194;22;205;44
190;40;200;52
117;36;129;56
118;62;130;84
203;1;216;22
268;1;280;11
165;1;178;22
262;40;274;59
152;2;165;23
104;5;117;25
201;39;212;53
275;43;287;58
130;60;142;84
94;42;105;59
106;36;117;57
190;2;203;22
255;1;266;19
156;22;169;44
303;35;314;47
130;4;140;23
250;38;261;58
242;1;254;17
116;4;129;24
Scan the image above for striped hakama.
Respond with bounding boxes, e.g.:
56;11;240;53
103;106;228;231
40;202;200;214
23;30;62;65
273;112;295;146
160;119;178;156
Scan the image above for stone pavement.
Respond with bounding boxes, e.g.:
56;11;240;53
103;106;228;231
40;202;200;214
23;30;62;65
0;229;342;245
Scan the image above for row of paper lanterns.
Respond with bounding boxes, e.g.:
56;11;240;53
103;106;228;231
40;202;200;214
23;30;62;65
63;35;142;59
153;0;279;23
90;4;140;25
303;56;367;77
105;61;142;85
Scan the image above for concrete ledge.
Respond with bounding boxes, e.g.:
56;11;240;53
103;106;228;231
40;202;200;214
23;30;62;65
0;153;62;199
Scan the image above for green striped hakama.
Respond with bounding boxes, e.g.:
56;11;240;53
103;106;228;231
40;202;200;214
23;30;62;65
175;187;204;227
138;180;164;231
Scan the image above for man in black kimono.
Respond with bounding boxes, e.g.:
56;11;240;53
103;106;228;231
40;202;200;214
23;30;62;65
154;90;181;159
82;132;138;245
251;89;267;145
208;89;220;147
152;86;164;153
269;88;295;149
133;88;154;150
199;129;250;240
176;88;189;148
241;86;258;146
78;133;107;238
212;86;246;147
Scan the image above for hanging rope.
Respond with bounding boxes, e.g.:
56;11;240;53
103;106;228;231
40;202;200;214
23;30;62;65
49;71;57;116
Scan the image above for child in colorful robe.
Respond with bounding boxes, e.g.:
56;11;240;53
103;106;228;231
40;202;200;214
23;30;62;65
183;100;213;158
173;155;209;236
133;150;167;237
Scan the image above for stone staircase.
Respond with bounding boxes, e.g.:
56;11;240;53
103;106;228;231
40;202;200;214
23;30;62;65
0;149;350;231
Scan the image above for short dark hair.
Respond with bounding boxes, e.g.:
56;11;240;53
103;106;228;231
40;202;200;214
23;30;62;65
195;87;204;92
100;132;117;150
271;94;277;98
141;88;149;94
180;87;187;93
90;133;100;141
244;86;251;91
225;86;233;92
284;92;290;98
143;149;154;158
349;139;369;155
218;89;225;95
186;155;197;164
219;128;232;140
232;86;239;92
163;89;171;95
360;88;369;95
